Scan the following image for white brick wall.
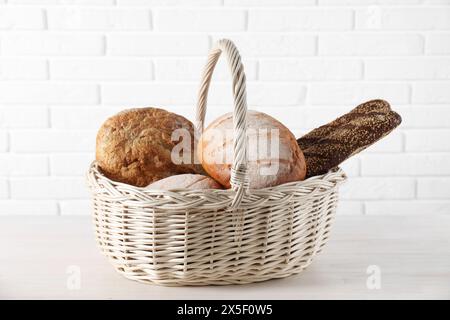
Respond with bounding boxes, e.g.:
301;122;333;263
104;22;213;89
154;9;246;32
47;7;152;30
1;33;105;56
0;0;449;216
248;8;354;31
50;58;153;81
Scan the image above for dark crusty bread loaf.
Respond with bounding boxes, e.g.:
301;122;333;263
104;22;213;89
297;99;402;178
96;107;204;187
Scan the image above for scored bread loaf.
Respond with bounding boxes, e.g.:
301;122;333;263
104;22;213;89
297;99;401;178
96;107;204;187
198;110;307;189
145;174;222;190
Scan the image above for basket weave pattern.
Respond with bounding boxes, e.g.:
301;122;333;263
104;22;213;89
86;39;347;286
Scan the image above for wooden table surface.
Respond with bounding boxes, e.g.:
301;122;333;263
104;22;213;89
1;215;449;300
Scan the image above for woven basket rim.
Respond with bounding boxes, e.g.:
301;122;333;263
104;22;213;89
87;160;347;197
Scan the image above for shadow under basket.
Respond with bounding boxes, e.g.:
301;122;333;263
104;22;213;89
86;39;347;286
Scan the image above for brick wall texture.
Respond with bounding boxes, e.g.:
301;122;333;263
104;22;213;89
0;0;449;215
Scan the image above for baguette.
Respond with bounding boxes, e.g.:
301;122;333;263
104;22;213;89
297;99;402;178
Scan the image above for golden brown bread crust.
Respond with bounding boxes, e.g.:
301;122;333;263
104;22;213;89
96;107;204;187
145;174;222;190
199;111;307;189
297;99;402;178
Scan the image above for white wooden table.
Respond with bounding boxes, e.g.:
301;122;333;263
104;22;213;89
1;215;449;299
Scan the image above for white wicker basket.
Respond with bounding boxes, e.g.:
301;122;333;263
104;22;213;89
86;39;347;286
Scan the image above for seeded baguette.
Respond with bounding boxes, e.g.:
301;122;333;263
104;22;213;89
297;99;402;178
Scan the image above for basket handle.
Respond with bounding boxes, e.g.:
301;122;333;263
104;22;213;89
196;39;249;208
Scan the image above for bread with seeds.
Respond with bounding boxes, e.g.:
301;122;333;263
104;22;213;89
297;99;402;178
96;107;204;187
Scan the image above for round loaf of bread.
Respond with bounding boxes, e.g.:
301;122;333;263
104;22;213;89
145;174;222;190
96;107;204;187
198;110;307;189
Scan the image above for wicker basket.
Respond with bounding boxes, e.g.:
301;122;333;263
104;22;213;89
86;39;347;286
